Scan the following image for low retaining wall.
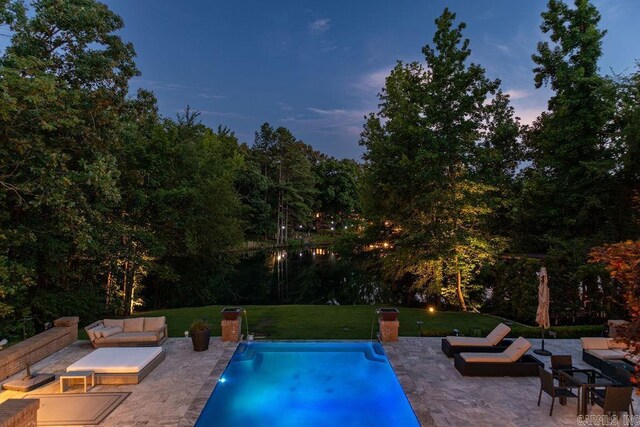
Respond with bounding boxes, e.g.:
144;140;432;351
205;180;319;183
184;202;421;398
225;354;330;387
0;317;78;381
0;399;39;427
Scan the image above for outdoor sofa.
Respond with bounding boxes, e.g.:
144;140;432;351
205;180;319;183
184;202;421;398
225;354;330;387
581;337;630;370
85;317;168;348
441;323;512;357
454;337;543;376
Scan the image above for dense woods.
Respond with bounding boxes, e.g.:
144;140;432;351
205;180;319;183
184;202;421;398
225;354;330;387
1;0;639;339
360;0;640;323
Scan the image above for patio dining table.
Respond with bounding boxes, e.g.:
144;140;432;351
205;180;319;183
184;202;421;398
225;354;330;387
556;368;623;416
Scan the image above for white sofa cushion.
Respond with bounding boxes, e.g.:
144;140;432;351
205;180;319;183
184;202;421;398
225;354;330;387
143;316;166;332
103;319;124;329
100;326;122;338
87;324;106;341
123;318;145;332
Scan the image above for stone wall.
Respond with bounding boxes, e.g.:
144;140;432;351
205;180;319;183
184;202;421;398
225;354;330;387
0;399;39;427
0;317;79;381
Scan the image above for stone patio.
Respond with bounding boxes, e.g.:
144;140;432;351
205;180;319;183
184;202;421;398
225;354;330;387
0;337;635;426
0;338;237;426
385;337;638;426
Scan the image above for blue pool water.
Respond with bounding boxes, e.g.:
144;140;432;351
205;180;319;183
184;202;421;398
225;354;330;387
195;342;420;427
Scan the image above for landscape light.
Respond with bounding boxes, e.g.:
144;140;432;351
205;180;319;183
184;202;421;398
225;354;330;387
428;306;435;314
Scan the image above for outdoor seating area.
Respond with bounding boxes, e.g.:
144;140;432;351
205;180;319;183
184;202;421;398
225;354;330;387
85;317;168;348
0;338;237;426
0;336;635;426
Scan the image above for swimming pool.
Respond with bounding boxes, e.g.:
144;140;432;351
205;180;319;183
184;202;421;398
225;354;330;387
195;342;420;426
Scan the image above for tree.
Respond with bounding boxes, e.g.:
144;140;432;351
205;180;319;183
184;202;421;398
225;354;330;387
359;8;519;310
251;123;316;245
590;240;640;386
0;0;138;334
516;0;623;321
520;0;617;249
314;158;361;223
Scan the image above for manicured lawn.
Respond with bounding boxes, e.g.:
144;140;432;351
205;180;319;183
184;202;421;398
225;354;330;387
136;305;520;339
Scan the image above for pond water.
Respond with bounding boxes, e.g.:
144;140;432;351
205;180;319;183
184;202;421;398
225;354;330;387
218;246;393;305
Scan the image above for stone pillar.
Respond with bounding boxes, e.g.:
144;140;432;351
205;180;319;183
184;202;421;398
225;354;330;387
221;318;242;342
378;319;399;342
0;399;39;427
54;317;79;342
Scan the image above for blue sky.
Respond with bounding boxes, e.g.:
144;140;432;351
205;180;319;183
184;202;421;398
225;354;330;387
8;1;640;159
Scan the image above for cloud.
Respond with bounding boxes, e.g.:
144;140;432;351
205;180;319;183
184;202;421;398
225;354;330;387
277;102;292;112
353;68;391;93
513;106;545;126
136;79;225;99
197;110;248;119
505;89;531;100
198;93;226;100
309;18;331;33
281;107;368;138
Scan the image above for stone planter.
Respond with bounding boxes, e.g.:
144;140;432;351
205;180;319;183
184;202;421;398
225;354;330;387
221;307;242;321
190;329;211;351
377;308;399;321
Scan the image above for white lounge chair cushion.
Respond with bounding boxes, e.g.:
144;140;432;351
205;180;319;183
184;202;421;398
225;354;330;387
503;337;531;362
460;353;513;363
67;347;163;374
486;323;511;345
581;337;610;350
446;337;493;346
586;349;626;360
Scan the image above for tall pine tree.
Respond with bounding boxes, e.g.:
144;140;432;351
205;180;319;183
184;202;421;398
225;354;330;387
360;8;520;310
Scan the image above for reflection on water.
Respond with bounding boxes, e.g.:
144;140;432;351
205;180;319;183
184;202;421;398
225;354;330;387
220;246;389;305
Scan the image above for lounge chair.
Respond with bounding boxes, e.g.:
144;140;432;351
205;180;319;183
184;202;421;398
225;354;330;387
580;337;628;370
66;347;166;385
454;337;543;376
441;323;512;357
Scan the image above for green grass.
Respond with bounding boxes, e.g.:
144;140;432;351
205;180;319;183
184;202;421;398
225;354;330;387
78;305;603;340
130;305;519;339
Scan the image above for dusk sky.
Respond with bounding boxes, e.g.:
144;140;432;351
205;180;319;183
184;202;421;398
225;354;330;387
97;1;639;158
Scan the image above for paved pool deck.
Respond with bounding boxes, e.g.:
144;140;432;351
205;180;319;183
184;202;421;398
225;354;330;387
386;337;637;426
0;337;635;426
0;338;237;426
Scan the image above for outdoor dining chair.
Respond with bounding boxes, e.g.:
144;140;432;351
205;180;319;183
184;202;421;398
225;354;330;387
590;386;634;417
537;366;579;416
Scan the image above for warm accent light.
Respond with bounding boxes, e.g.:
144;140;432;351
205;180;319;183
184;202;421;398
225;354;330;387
428;306;435;313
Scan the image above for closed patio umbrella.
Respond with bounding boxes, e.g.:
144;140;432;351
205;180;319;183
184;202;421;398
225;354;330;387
534;266;552;356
